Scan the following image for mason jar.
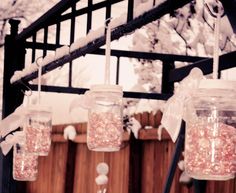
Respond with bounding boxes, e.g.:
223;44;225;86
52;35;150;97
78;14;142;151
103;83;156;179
13;142;38;181
184;79;236;180
24;105;52;156
87;84;123;152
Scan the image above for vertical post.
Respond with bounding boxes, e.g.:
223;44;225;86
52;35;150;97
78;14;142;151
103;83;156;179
87;0;93;34
161;60;174;94
193;180;207;193
31;33;36;63
69;2;76;87
116;56;120;85
162;121;185;193
128;134;142;193
127;0;134;22
105;0;111;20
0;19;26;193
43;27;48;57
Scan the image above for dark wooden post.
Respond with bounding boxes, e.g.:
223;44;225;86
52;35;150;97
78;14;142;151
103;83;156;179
0;19;26;193
128;134;142;193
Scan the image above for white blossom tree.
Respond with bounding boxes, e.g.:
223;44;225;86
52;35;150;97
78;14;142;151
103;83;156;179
131;0;236;93
0;0;58;47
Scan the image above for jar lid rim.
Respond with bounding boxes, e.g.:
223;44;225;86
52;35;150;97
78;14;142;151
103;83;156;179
90;84;123;93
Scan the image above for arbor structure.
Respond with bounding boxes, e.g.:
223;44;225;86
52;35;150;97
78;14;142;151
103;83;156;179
1;0;236;193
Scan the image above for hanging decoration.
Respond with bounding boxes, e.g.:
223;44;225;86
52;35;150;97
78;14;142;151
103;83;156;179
162;0;236;181
87;20;123;151
86;84;123;151
13;136;39;181
184;1;236;181
0;92;40;181
24;104;52;155
71;19;124;152
23;58;52;156
95;162;109;193
0;59;53;181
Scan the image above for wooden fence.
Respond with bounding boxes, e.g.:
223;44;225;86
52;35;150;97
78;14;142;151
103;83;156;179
23;112;235;193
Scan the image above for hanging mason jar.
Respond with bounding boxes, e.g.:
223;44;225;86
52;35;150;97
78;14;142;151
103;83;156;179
13;142;38;181
24;105;52;156
87;85;123;152
184;79;236;180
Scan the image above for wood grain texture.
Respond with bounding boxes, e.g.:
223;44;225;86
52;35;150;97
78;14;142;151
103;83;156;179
73;144;130;193
26;143;68;193
24;112;236;193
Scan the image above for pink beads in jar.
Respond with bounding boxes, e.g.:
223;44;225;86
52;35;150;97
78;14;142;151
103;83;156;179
87;85;123;152
13;143;38;181
24;105;52;156
184;79;236;180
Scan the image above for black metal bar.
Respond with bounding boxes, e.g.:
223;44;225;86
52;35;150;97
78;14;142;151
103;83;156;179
161;60;175;94
116;56;120;84
92;49;209;62
87;0;93;34
169;50;236;82
13;0;193;84
127;0;134;22
56;22;61;46
105;0;111;20
31;33;36;63
16;0;77;40
1;19;26;193
153;0;156;6
43;27;48;57
69;2;76;87
53;0;124;26
24;41;209;62
29;84;88;94
17;0;124;39
28;84;172;100
162;120;186;193
221;0;236;33
25;41;62;50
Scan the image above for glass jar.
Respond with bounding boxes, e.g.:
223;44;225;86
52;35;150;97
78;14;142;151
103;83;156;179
87;84;123;152
24;105;52;156
13;142;38;181
184;79;236;180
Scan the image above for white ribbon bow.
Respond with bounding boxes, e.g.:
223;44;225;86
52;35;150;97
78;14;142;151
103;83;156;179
0;106;27;137
161;68;204;142
0;131;25;155
69;91;94;113
0;106;28;155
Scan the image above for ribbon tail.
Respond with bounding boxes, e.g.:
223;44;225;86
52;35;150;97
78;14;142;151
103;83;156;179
0;131;25;155
0;141;14;155
161;99;184;142
0;115;25;137
69;91;94;113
